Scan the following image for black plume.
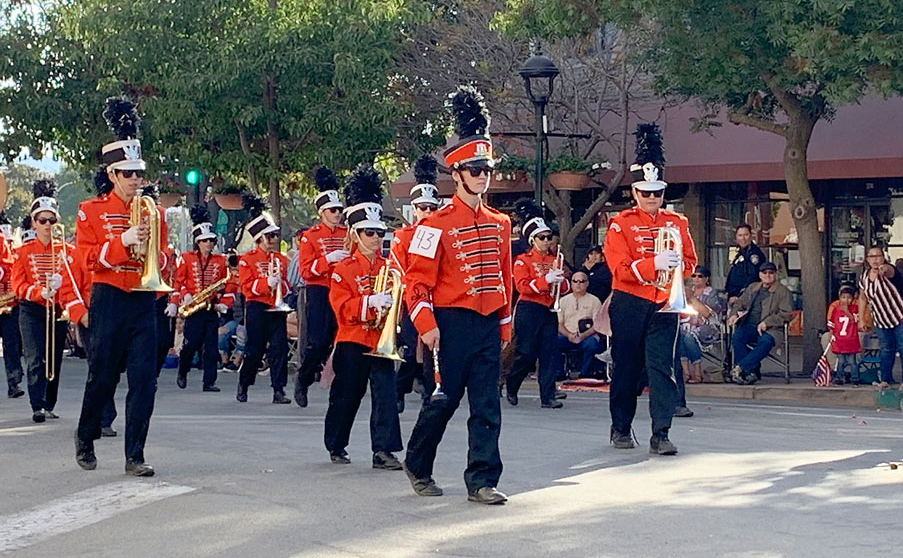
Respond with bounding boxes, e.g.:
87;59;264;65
190;204;211;226
103;97;141;140
141;183;159;200
634;123;665;167
344;164;383;206
449;85;490;138
94;166;114;196
514;198;543;224
32;178;56;199
0;211;8;225
242;193;267;219
22;216;31;230
314;166;339;192
413;155;438;185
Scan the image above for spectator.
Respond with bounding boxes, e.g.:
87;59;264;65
858;247;903;384
579;245;612;304
725;224;766;304
828;285;861;386
677;265;724;384
217;254;246;371
726;261;793;385
555;271;603;379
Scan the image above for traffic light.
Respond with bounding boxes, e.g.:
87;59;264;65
185;169;201;186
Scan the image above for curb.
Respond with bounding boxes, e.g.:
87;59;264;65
685;383;887;409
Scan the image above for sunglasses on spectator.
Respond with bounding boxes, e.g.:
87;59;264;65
360;228;386;238
323;207;341;214
760;270;776;275
462;166;492;178
636;189;664;198
36;217;58;225
571;279;588;284
414;203;438;212
535;233;553;241
117;169;145;179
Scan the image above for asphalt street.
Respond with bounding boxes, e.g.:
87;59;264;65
1;357;902;557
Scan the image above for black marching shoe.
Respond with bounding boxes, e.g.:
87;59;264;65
330;450;351;464
75;432;97;471
32;410;46;423
674;406;694;418
272;390;291;404
125;460;155;477
101;426;117;437
541;400;563;409
8;387;24;398
467;486;508;505
402;461;443;496
554;390;568;400
610;427;635;449
236;383;248;403
294;385;308;408
505;391;518;406
649;434;678;456
176;372;187;389
372;451;403;470
203;384;221;392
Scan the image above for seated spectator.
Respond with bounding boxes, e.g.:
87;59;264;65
828;285;861;385
726;261;793;385
555;271;603;379
579;245;612;304
677;265;724;384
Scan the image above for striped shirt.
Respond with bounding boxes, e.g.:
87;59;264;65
859;270;903;328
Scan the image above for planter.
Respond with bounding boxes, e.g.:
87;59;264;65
214;193;244;210
547;171;590;191
158;193;183;208
491;170;527;190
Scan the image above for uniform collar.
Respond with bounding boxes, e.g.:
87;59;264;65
452;194;483;217
352;248;380;268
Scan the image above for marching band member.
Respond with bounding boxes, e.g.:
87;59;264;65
12;179;81;423
0;213;25;399
74;97;164;476
604;124;697;455
390;154;440;413
505;199;570;409
402;86;512;505
294;166;348;408
236;195;291;404
167;205;229;392
323;164;403;468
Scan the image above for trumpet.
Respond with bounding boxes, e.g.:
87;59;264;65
365;263;404;361
266;257;292;313
654;226;697;315
549;247;565;313
129;194;173;293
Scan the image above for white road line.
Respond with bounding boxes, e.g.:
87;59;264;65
0;481;194;554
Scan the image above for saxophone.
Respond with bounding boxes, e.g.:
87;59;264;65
178;271;231;318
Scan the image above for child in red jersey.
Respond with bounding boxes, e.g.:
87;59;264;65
828;285;861;385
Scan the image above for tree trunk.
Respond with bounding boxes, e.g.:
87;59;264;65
784;115;825;375
265;0;280;228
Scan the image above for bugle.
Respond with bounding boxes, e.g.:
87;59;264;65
129;195;173;293
365;263;404;360
550;247;564;313
266;257;292;313
654;226;696;315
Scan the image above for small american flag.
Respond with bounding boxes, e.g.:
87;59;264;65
811;355;832;387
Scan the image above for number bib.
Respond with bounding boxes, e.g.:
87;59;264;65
409;225;442;259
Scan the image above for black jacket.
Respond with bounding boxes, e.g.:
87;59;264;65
581;262;612;303
726;243;766;298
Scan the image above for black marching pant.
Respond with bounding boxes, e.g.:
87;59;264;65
79;323;117;428
324;342;402;454
296;285;337;390
239;301;288;391
155;296;174;375
1;306;23;391
405;308;503;493
506;300;558;403
179;308;219;387
609;291;679;437
77;284;158;462
19;301;66;412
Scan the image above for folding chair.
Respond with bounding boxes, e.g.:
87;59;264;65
729;323;791;383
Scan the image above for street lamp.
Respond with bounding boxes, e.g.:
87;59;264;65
519;49;559;204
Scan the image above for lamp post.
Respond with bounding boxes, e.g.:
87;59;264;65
519;50;560;205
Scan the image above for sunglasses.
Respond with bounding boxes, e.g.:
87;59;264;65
117;169;145;179
360;228;386;238
571;279;588;284
535;233;553;241
198;238;216;243
691;273;707;278
414;204;438;212
264;232;280;239
323;207;341;214
636;189;664;198
760;270;776;275
36;217;58;225
463;166;492;178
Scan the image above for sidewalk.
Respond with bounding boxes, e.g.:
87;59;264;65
685;378;902;409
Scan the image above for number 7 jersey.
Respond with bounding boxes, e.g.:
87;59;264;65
403;194;513;341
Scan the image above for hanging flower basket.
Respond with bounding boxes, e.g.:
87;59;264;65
491;170;528;190
158;193;183;208
214;193;244;210
548;171;591;191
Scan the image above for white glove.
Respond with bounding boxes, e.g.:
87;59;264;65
544;270;564;284
215;303;228;314
121;226;141;247
164;303;178;318
326;249;351;264
368;292;394;310
654;250;681;271
41;287;54;301
181;293;193;305
267;275;280;288
48;273;62;291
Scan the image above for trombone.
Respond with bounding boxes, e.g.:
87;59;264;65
549;247;564;313
45;224;68;381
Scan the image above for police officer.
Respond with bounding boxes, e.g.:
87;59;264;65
294;166;348;408
403;86;512;505
725;224;766;304
604;123;697;456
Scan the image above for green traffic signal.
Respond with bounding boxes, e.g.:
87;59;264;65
185;169;201;185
